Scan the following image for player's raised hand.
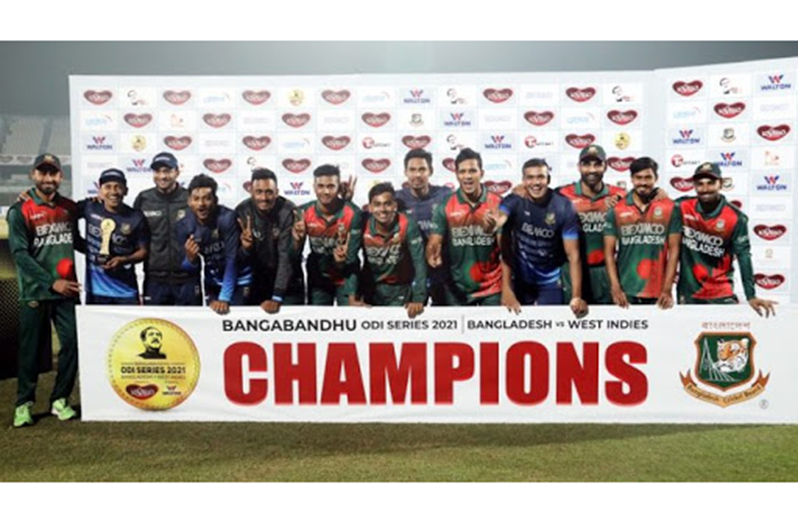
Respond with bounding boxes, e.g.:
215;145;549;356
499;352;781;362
238;215;254;251
333;231;350;264
339;175;357;201
292;209;306;243
185;234;200;263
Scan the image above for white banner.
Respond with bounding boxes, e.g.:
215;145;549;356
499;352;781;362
76;305;798;423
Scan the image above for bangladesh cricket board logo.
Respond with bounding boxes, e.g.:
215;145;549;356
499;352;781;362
680;331;769;407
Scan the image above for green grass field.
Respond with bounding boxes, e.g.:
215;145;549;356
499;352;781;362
1;370;797;482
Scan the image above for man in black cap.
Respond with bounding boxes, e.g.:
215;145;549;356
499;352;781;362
77;168;149;304
676;162;777;316
7;153;80;426
133;152;201;305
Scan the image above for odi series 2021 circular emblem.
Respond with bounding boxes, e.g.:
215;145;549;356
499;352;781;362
107;318;201;410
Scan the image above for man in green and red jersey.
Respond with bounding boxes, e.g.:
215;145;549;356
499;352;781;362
677;162;777;317
7;154;80;427
557;145;627;304
427;148;502;305
360;183;427;318
604;157;681;308
292;164;363;306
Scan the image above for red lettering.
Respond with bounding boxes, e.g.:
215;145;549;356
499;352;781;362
556;342;599;405
321;343;367;405
274;343;317;405
506;342;548;405
369;343;427;405
480;342;500;405
223;342;268;406
434;343;474;404
605;341;648;405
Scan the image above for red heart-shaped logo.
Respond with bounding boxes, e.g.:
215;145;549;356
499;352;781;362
757;124;790;141
607;110;638;125
485;180;512;195
565;133;596;149
123;113;153;128
362;112;391;127
243;181;253;192
672;80;703;97
524;111;555;126
163;90;191;105
714;103;746;119
321;89;351;105
607;157;634;172
203;113;232;128
242;90;271;105
402;135;432;149
282;113;311;128
753;224;787;241
670;177;694;192
84;90;113;105
126;384;158;400
283;158;311;173
730;200;743;209
203;158;232;173
565;87;596;103
483;88;513;103
442;158;456;172
362;158;391;173
163;135;192;151
754;273;785;290
321;135;351;151
242;136;271;151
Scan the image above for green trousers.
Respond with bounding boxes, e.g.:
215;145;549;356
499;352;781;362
16;299;78;407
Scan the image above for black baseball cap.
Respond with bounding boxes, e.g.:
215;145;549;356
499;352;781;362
99;168;127;186
33;153;62;171
693;162;722;180
579;145;607;162
150;152;179;170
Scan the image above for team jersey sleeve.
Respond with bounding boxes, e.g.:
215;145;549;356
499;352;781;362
218;212;241;303
406;217;428;303
499;194;519;218
603;207;618;237
562;200;580;241
430;197;447;236
341;208;363;297
668;203;683;235
7;205;57;290
732;213;756;300
175;218;199;272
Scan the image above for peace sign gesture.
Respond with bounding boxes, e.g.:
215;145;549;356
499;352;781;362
292;208;307;244
237;215;254;251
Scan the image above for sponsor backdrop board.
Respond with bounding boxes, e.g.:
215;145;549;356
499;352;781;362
78;305;797;423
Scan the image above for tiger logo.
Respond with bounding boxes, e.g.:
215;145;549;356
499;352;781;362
714;338;749;374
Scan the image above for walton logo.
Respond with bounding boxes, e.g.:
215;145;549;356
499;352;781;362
672;80;703;96
444;113;472;127
485;135;511;150
673;129;701;145
87;136;113;151
321;89;351;105
404;89;431;104
84;90;113;105
718;152;743;168
761;74;792;92
757;124;790;141
565;87;596;103
163;90;191;105
125;158;149;174
285;181;311;196
483;88;513;103
756;175;788;191
242;90;271;105
681;332;768;408
753;224;786;241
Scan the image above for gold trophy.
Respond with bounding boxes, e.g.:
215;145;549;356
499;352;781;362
98;218;116;265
